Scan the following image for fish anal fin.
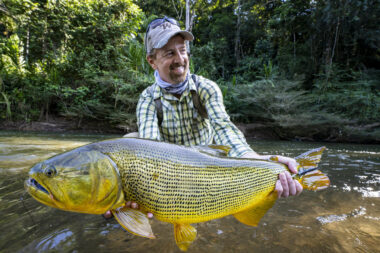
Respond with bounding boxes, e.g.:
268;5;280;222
233;192;277;227
174;223;197;251
112;207;155;239
300;169;330;191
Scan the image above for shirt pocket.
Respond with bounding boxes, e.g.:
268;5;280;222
159;100;177;140
191;113;211;143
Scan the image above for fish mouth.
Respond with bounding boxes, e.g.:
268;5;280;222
27;177;49;195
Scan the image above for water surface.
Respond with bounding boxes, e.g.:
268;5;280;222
0;131;379;252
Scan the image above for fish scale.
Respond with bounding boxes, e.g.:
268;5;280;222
101;139;284;223
26;138;328;251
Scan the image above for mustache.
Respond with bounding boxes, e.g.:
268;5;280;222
170;63;186;70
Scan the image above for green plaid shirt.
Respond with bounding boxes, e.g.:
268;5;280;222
136;75;253;157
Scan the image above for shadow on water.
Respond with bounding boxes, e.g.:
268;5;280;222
0;132;379;252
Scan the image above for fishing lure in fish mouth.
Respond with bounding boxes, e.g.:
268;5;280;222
25;138;330;251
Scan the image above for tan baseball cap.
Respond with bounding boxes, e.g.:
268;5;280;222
145;19;194;55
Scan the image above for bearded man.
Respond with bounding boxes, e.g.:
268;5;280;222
103;17;302;219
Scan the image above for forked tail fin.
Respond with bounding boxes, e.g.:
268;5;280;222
233;147;329;229
294;147;330;191
295;146;326;171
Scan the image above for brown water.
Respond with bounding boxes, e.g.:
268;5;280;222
0;131;379;253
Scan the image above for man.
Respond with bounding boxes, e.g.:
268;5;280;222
138;16;302;196
104;17;301;219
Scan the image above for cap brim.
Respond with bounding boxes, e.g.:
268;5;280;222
154;30;194;49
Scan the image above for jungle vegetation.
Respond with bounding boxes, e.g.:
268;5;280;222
0;0;379;142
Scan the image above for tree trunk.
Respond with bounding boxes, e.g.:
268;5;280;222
330;17;340;66
25;27;30;64
185;0;190;53
171;0;183;20
234;0;242;66
325;18;340;83
293;32;296;60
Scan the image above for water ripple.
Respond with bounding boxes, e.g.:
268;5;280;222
317;207;367;225
35;229;74;252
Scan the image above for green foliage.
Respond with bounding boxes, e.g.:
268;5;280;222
191;41;221;79
0;77;12;119
123;34;153;76
223;79;306;122
0;0;378;141
0;0;145;126
222;78;348;140
313;68;380;123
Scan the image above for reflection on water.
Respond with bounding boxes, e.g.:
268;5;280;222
0;131;379;252
0;132;101;173
316;206;367;225
36;229;74;252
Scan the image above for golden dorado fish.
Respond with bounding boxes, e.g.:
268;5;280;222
25;138;329;251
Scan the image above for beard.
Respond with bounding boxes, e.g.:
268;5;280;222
169;63;188;84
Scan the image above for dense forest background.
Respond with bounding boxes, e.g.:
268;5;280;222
0;0;379;142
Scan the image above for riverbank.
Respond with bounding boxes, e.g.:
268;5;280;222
0;118;379;144
0;119;283;140
0;118;126;135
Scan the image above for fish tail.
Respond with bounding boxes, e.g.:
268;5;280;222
294;147;330;191
295;146;326;171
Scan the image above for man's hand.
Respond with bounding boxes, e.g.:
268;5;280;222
103;201;154;219
240;152;303;198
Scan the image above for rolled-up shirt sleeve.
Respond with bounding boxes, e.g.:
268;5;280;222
136;89;161;141
200;79;254;157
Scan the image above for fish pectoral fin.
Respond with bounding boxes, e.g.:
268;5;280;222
233;192;277;226
174;223;197;251
112;207;155;239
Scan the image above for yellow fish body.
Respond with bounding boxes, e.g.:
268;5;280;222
25;138;329;251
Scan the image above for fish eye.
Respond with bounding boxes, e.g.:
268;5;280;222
44;166;57;177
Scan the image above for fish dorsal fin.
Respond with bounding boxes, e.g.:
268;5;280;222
174;223;197;251
299;169;330;191
233;192;277;227
193;145;231;157
208;144;231;155
112;207;155;239
295;146;326;171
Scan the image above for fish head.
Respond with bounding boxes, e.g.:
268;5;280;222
25;146;124;214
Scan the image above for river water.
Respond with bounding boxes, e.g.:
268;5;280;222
0;131;379;253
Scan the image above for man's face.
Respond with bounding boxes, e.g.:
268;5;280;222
147;35;189;84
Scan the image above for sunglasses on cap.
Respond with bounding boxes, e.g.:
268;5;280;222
144;16;181;53
146;16;180;35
